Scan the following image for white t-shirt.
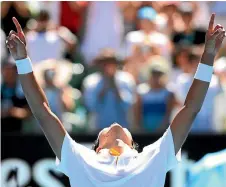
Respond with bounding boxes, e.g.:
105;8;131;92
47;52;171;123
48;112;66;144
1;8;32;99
56;127;181;187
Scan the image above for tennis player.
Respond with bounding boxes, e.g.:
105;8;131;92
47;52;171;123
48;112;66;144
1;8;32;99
6;14;225;187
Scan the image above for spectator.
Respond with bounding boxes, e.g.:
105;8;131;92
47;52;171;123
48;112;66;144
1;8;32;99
83;49;136;130
60;1;88;36
170;47;192;82
139;55;170;83
125;6;172;62
81;1;124;65
135;58;176;132
213;57;226;133
172;51;222;133
1;58;31;133
123;44;154;84
34;59;75;121
172;2;206;48
1;28;7;62
157;2;183;36
1;1;30;35
121;3;138;35
26;10;77;63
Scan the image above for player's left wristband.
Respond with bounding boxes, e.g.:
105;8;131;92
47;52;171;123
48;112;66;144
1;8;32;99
15;57;33;74
194;63;213;82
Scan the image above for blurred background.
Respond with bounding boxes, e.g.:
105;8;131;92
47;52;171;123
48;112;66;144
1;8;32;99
1;1;226;187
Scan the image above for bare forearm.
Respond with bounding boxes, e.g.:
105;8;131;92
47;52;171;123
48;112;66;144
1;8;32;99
6;17;68;160
171;52;215;153
184;52;214;110
19;73;50;120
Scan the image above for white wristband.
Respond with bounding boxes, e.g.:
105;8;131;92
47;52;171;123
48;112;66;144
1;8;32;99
15;57;33;74
194;63;213;82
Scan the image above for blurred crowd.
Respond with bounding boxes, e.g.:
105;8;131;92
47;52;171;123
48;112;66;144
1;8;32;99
1;1;226;135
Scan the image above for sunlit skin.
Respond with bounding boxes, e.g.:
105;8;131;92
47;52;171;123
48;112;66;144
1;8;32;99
96;123;133;156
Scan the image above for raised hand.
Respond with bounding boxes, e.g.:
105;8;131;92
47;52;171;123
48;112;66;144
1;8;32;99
205;13;226;55
6;17;27;60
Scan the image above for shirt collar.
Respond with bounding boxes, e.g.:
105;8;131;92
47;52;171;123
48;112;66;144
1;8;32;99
98;145;138;158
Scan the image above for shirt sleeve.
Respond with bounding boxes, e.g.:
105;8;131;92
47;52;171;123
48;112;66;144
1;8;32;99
55;133;92;176
143;127;181;172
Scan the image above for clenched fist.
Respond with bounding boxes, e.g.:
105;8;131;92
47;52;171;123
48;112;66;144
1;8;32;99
6;17;27;60
205;13;226;55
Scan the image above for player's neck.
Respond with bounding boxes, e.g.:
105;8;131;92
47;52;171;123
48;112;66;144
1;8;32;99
108;139;130;156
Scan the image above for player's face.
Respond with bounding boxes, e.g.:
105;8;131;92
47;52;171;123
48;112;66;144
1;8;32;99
97;123;133;152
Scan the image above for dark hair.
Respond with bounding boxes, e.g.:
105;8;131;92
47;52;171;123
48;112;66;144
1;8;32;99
92;138;139;152
36;10;50;22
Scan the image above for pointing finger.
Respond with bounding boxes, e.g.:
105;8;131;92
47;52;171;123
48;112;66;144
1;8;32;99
12;17;23;33
208;13;215;33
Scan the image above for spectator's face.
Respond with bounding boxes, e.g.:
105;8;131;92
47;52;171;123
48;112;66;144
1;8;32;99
175;50;190;71
149;71;165;88
124;6;137;22
44;69;56;86
102;62;117;77
181;13;193;27
96;123;133;153
138;19;154;31
2;65;17;85
164;5;177;17
37;20;49;32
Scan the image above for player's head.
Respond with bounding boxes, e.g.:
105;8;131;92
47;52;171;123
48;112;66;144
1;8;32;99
92;123;139;153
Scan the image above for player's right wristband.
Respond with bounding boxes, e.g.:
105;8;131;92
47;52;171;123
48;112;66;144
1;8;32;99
194;63;213;82
15;57;33;74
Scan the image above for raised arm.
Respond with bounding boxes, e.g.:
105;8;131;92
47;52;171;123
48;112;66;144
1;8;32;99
6;17;66;159
170;14;225;154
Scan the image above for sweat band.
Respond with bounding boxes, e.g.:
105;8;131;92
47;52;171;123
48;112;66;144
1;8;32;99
194;63;213;82
15;57;33;74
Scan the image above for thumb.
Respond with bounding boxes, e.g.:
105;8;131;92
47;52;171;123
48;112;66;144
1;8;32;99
11;34;23;45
